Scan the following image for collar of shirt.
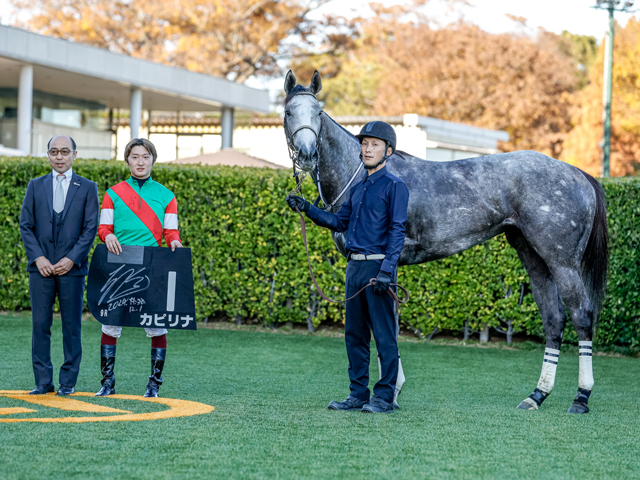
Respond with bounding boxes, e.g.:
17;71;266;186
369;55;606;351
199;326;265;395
363;166;387;184
127;176;154;188
51;168;73;182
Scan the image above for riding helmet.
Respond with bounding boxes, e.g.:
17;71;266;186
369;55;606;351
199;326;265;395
355;121;396;153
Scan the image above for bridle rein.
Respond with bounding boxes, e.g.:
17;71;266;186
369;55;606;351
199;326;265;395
284;91;363;212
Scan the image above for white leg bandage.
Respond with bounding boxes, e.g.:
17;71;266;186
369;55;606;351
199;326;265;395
578;341;594;391
396;357;405;392
536;347;560;394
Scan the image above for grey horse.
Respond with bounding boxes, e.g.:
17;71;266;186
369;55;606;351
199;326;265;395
283;70;608;414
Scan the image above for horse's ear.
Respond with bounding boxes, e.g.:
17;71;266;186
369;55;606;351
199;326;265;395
284;70;297;94
309;70;322;95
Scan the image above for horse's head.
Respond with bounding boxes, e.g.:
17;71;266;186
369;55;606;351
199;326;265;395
283;70;323;172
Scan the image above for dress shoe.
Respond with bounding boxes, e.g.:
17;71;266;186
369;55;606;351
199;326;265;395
362;395;394;413
328;396;368;411
56;385;75;396
28;384;55;395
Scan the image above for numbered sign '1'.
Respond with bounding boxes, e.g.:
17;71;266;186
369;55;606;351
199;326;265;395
87;245;197;330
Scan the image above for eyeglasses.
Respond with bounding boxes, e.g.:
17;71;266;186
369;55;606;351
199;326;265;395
48;149;72;156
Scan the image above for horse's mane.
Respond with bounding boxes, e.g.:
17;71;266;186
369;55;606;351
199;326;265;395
322;111;357;141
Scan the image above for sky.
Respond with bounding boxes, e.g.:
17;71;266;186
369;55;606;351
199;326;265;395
309;0;635;39
0;0;635;39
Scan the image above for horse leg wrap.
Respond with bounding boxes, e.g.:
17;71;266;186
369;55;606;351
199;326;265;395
517;348;558;410
568;341;594;413
578;341;594;390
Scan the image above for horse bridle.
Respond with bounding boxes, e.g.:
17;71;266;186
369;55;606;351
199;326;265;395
284;91;363;212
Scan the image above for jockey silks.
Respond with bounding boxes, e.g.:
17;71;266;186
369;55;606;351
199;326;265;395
98;176;181;247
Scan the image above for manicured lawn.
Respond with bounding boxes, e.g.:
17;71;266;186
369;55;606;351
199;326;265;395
1;313;639;479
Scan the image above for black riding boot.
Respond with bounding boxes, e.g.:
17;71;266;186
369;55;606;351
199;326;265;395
144;348;166;398
95;345;116;396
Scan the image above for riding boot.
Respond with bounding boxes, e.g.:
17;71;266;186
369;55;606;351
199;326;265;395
95;345;116;396
144;348;166;398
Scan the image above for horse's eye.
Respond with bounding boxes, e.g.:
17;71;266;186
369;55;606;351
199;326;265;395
318;111;322;116
285;110;290;117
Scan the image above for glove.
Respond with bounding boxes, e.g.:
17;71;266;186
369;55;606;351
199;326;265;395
374;271;392;295
286;195;311;213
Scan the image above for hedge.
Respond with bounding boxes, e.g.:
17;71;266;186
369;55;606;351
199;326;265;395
1;157;639;347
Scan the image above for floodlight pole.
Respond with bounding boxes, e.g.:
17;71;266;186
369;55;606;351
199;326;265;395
601;5;614;177
592;0;635;177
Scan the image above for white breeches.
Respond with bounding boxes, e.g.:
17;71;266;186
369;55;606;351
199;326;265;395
102;325;168;338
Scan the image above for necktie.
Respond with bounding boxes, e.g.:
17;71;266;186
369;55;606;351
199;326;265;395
54;174;65;213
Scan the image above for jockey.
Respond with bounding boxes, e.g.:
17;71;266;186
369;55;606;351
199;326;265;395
286;121;409;413
95;138;183;398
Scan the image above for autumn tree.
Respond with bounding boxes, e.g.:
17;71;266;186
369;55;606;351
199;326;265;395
293;6;584;157
10;0;331;82
561;18;640;177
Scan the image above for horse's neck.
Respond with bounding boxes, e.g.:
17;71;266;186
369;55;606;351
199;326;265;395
316;114;362;206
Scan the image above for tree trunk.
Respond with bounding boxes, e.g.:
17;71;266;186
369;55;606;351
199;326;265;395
479;322;489;343
464;320;470;341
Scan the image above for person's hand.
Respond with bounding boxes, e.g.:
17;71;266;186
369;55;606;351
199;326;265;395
286;195;310;213
53;257;75;276
105;234;122;255
35;256;54;277
374;271;392;295
171;240;183;252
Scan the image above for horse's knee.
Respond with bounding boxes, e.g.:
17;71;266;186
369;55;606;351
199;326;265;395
571;304;594;340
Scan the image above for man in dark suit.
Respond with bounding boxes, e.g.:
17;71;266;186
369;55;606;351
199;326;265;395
20;135;99;396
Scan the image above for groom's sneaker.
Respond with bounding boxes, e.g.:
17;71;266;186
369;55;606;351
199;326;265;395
328;396;368;411
362;396;394;413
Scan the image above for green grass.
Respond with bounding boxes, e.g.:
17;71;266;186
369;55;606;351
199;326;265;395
1;313;640;479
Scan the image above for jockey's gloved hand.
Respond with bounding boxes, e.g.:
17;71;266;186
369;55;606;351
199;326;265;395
374;270;392;294
286;195;311;213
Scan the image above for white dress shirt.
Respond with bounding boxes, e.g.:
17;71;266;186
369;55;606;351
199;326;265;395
51;168;73;204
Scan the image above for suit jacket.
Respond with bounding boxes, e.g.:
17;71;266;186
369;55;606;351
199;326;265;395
20;172;99;276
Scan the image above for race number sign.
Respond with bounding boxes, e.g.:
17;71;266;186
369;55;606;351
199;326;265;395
87;245;197;330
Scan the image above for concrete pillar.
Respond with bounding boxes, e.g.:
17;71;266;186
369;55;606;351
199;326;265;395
221;106;235;149
130;87;142;139
17;64;33;155
147;110;152;137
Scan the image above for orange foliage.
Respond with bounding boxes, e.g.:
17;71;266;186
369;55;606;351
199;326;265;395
10;0;330;83
561;18;640;177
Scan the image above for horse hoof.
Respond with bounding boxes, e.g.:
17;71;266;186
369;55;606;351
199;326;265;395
567;402;589;414
516;398;538;410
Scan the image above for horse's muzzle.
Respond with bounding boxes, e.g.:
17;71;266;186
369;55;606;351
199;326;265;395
296;144;319;172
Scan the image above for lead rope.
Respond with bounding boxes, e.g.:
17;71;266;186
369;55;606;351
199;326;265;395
295;207;409;315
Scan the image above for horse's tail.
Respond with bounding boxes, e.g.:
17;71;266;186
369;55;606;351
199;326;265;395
579;170;609;333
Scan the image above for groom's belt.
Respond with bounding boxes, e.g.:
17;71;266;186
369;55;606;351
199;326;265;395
349;253;385;261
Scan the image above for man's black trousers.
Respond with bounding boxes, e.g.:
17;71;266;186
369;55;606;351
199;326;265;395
29;273;85;387
345;259;398;404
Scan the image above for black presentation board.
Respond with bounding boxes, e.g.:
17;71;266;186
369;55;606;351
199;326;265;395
87;244;197;330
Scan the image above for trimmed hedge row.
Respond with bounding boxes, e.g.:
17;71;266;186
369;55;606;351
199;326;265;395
1;157;638;347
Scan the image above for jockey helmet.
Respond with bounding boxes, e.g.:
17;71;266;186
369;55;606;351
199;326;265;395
355;121;396;154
